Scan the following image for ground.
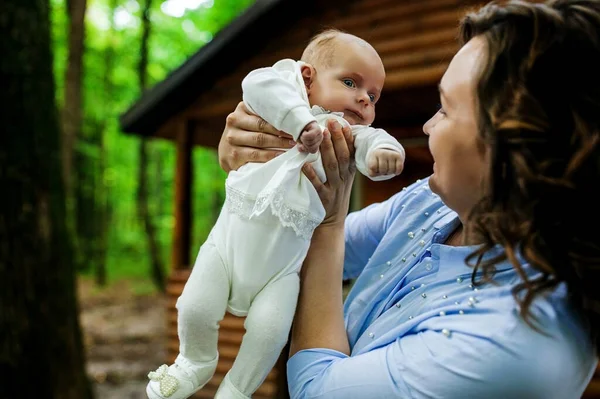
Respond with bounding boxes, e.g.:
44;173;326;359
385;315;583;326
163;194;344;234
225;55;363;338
78;278;167;399
77;277;354;399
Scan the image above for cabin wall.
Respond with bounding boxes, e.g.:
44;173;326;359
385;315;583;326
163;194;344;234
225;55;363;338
156;0;484;149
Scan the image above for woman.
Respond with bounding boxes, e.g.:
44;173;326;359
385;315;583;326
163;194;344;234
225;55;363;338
218;0;600;397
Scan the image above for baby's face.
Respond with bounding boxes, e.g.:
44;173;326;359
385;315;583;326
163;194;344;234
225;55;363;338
308;40;385;126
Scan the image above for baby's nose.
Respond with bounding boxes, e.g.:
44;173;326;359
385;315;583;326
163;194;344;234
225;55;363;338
357;92;370;104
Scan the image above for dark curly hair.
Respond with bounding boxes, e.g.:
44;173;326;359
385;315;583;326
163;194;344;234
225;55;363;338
461;0;600;350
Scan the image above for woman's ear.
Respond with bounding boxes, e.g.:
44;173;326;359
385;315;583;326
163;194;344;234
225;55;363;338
301;64;316;94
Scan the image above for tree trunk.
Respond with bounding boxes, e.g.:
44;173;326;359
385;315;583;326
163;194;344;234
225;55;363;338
62;0;87;197
0;1;94;398
75;137;98;274
137;0;165;292
86;119;108;287
63;0;88;270
154;148;165;224
93;0;118;287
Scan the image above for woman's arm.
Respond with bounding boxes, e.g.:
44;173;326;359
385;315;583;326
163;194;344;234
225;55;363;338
290;120;355;357
291;223;349;356
287;304;582;399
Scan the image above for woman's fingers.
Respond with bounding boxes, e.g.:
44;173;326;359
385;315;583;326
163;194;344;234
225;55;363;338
319;128;341;187
302;163;325;198
328;120;353;179
230;102;293;139
340;122;355;159
224;104;295;148
233;131;296;149
232;102;281;135
304;119;356;225
237;147;284;165
219;102;294;172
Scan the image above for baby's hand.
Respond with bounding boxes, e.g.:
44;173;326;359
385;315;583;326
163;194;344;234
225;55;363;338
367;149;404;177
298;121;323;153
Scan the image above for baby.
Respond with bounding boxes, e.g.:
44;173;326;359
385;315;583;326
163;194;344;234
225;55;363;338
243;29;405;178
146;29;405;399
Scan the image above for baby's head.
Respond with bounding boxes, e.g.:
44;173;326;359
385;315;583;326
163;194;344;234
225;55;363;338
300;29;385;126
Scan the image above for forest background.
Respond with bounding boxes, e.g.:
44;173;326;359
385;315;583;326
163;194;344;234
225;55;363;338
52;0;254;292
1;1;255;397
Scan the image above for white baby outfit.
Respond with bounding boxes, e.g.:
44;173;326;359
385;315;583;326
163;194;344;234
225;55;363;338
146;59;405;399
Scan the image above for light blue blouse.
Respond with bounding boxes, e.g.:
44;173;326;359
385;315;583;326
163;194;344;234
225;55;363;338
287;178;597;398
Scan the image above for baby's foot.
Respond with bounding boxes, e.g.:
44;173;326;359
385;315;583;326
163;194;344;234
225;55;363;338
146;355;217;399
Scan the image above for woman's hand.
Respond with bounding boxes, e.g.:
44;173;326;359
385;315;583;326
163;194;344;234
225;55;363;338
303;119;356;227
291;118;354;357
218;102;296;172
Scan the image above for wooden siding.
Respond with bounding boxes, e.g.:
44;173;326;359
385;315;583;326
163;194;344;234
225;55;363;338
159;0;485;145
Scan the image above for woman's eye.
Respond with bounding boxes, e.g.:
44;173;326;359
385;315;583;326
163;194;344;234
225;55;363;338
437;103;446;115
342;79;356;88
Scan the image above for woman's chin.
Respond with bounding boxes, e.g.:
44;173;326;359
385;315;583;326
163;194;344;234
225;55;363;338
428;173;440;195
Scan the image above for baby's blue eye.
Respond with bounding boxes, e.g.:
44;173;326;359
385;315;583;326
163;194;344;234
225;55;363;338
369;94;376;102
342;79;356;88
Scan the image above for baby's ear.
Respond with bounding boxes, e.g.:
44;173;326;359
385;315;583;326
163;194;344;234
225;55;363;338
300;64;316;92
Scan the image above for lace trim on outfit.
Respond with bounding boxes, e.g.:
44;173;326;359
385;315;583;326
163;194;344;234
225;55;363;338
225;184;320;240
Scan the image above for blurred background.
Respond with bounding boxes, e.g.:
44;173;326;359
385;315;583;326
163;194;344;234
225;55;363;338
2;0;253;398
54;2;252;396
50;0;251;292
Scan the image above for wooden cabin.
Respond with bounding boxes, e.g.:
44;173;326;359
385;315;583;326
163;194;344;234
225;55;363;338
120;0;600;397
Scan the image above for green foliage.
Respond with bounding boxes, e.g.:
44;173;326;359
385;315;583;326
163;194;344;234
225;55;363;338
51;0;254;287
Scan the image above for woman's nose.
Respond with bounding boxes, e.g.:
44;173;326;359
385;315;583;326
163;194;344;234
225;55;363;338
423;117;433;136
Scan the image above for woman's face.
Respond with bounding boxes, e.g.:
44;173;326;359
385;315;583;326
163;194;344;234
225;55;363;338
423;36;490;221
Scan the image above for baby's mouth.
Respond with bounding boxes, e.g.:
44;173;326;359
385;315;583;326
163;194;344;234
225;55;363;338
345;109;363;122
